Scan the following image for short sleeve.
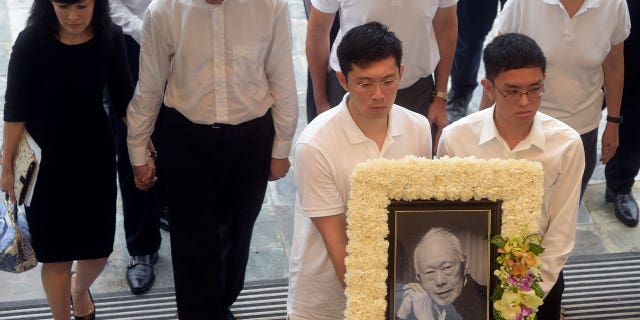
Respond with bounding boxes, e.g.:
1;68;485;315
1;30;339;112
438;0;457;9
496;0;522;35
611;0;631;45
310;0;340;14
293;142;345;218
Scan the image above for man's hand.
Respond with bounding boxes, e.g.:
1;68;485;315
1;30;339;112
427;98;449;154
397;283;431;320
600;122;619;164
269;158;290;181
133;158;157;191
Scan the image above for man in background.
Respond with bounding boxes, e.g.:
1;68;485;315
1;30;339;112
109;0;164;295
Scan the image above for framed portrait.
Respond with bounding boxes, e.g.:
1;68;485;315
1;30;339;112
344;156;543;320
388;200;501;320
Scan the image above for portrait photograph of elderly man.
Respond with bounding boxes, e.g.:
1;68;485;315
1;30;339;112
394;212;490;320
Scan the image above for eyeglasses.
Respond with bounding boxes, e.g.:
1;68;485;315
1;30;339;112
493;85;545;102
356;79;401;93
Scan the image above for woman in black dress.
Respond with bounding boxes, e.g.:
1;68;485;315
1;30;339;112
0;0;133;317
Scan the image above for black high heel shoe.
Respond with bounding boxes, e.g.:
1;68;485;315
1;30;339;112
71;289;95;320
70;272;96;320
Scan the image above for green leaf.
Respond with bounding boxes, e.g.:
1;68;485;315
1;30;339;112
529;243;545;255
532;282;544;298
491;234;506;247
490;285;504;301
493;308;507;320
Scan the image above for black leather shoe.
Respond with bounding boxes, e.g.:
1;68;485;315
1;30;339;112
606;188;639;227
126;252;159;294
446;89;473;123
159;206;170;231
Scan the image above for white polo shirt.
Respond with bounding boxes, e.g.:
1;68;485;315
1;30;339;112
311;0;457;89
437;107;585;295
288;94;432;319
497;0;630;134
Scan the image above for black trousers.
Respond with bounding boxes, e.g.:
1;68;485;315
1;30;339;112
579;128;598;200
606;0;640;194
107;34;161;256
160;107;274;319
536;271;564;320
450;0;502;98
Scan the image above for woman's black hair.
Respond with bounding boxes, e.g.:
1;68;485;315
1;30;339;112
26;0;113;41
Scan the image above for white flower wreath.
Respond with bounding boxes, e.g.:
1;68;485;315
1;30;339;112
344;156;544;320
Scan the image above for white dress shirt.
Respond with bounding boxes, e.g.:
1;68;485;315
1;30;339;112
437;107;585;295
498;0;630;134
109;0;151;43
127;0;299;166
288;93;432;319
311;0;457;89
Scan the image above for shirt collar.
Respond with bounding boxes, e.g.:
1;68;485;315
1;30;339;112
478;106;546;151
542;0;600;11
336;93;401;145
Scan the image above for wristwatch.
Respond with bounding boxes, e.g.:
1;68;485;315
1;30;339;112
147;149;158;161
606;115;623;124
432;90;448;102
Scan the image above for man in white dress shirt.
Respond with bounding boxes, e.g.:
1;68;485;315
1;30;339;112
126;0;298;318
437;33;584;319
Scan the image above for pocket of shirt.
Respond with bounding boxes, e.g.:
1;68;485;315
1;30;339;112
232;45;266;97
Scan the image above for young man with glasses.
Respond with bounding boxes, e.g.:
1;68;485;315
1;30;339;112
287;22;432;319
437;33;585;320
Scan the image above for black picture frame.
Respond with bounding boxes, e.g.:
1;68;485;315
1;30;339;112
387;199;502;320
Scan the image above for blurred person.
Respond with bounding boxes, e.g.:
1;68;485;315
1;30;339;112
0;0;134;318
287;22;432;319
125;0;298;318
306;0;457;151
446;0;505;122
108;0;163;294
439;33;585;319
397;227;486;320
484;0;630;199
605;0;639;227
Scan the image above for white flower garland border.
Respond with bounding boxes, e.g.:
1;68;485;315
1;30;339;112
344;156;544;320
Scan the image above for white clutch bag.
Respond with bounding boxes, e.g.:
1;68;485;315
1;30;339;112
4;131;39;206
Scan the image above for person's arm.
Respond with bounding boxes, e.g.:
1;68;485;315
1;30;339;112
265;2;299;180
430;3;457;152
2;31;31;204
311;213;348;288
0;122;25;204
600;42;624;164
306;6;337;115
109;0;144;44
127;5;171;189
538;137;584;296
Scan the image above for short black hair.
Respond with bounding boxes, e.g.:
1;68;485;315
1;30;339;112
483;33;546;82
27;0;113;41
337;21;403;80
